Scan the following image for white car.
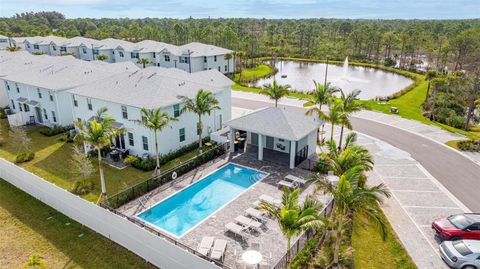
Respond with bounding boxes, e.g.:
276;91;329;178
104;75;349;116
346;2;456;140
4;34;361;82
439;240;480;269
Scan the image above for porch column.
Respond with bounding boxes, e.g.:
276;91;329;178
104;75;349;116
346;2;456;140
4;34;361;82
258;134;263;161
289;140;296;169
229;127;235;153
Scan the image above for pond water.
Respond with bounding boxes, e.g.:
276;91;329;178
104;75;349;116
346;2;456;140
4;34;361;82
250;59;413;100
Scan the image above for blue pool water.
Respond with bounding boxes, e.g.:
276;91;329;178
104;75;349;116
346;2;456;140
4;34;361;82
137;163;267;237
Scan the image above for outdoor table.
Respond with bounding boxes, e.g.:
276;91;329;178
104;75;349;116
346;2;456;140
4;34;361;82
242;250;262;268
110;150;120;162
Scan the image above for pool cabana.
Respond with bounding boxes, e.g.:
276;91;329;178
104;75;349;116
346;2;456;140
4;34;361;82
224;107;323;169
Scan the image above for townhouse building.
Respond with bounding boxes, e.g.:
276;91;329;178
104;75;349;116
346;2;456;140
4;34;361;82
0;35;12;50
68;67;232;156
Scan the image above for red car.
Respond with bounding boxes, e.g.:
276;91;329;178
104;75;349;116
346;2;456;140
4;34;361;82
432;213;480;241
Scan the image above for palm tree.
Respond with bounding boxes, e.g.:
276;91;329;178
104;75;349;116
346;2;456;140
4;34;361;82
259;188;324;262
324;138;374;177
260;79;291;107
224;53;232;74
235;51;246;80
337;89;362;151
134;108;177;176
324;102;344;142
177;89;220;148
309;167;390;268
96;54;109;61
137;58;152;68
304;81;339;142
74;108;125;205
424;70;439;102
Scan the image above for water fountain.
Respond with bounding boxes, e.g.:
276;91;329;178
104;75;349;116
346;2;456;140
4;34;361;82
342;56;349;79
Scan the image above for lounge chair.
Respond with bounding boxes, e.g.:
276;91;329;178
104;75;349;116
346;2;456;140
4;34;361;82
245;207;268;222
235;215;262;231
225;222;249;240
253;194;282;208
210;239;227;261
285;174;306;185
277;179;295;189
197;236;214;256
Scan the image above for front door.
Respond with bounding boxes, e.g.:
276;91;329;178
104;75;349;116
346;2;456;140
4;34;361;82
35;107;43;123
115;134;126;149
266;136;274;150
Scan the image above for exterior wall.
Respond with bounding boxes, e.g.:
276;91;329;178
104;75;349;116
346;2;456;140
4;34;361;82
203;55;234;74
62;46;80;58
71;87;231;157
78;45;96;61
48;43;62;56
24;42;50;55
113;49;132;63
0;81;9;106
0;38;10;50
296;130;318;157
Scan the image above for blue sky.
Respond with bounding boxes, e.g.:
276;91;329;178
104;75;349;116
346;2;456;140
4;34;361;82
0;0;479;19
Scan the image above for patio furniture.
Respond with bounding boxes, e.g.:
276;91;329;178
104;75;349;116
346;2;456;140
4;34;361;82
253;195;282;208
245;208;268;223
210;239;227;261
242;250;262;269
110;150;120;162
225;222;249;240
197;236;214;256
277;179;295;189
235;215;262;232
285;174;306;185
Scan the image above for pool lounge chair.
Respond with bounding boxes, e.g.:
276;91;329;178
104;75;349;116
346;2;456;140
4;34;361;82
253;194;282;208
197;236;214;256
210;239;227;261
245;207;268;222
285;174;306;185
235;215;262;231
225;222;249;240
277;179;295;189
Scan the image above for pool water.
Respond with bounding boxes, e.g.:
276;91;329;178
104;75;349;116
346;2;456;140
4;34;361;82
137;163;267;237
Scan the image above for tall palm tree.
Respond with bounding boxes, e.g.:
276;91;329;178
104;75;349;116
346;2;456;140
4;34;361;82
337;89;362;151
177;89;220;148
224;53;232;74
324;102;344;142
324;139;374;177
304;81;339;142
134;108;177;176
259;188;324;261
260;79;291;107
424;70;439;102
137;58;151;68
235;51;246;80
74;108;125;205
309;167;390;268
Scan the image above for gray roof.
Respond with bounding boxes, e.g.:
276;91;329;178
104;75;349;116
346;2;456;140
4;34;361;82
180;42;232;57
224;107;323;141
3;57;139;91
69;66;233;109
0;50;75;77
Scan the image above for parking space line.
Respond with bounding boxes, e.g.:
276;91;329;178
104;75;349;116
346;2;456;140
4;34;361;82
381;176;429;179
391;190;441;193
403;205;461;210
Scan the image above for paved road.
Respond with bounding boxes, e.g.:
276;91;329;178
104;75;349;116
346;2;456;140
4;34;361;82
232;97;480;212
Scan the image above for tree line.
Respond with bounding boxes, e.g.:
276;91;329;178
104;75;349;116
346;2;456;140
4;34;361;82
1;11;479;70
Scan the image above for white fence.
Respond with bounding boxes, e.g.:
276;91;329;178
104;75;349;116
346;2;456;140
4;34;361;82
0;157;220;269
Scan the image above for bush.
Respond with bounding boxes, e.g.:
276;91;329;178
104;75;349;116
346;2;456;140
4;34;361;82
458;140;480;152
123;155;139;165
71;179;94;195
39;125;74;137
131;157;156;171
313;153;330;174
290;234;321;269
15;152;35;163
384;58;396;67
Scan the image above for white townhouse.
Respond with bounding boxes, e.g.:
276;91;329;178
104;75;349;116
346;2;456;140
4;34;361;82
68;67;233;157
0;35;12;50
2;56;138;127
17;36;235;74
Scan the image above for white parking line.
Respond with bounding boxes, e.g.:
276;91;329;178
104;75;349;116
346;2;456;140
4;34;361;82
391;190;441;193
403;205;461;210
381;176;429;179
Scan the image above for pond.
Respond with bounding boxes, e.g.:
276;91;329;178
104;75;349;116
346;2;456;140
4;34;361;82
250;59;414;100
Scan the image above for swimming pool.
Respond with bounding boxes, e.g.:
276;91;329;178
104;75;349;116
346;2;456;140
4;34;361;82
137;163;268;237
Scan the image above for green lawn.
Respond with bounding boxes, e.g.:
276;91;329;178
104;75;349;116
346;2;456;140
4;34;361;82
234;64;275;83
0;178;156;269
352;207;417;269
0;119;202;203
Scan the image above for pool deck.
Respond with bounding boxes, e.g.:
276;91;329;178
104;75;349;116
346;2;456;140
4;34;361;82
118;152;330;268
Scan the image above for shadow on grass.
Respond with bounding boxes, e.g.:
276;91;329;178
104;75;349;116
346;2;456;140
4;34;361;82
0;179;156;269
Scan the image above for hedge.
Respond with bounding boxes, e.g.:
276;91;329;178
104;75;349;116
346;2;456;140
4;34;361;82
15;152;35;163
458;140;480;152
39;125;74;136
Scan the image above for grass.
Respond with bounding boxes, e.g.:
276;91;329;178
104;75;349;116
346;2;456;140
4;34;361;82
234;64;275;83
0;178;156;269
352;207;417;269
0;119;203;203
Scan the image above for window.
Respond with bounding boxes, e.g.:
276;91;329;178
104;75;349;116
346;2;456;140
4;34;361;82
87;98;92;110
93;49;99;55
131;52;139;59
164;55;170;62
15;83;19;93
121;105;128;119
82;48;87;54
173;104;180;117
214;55;217;62
60;46;67;52
128;132;134;146
52;111;56;122
18;103;22;112
204;56;207;63
23;103;29;112
26;44;30;49
157;63;160;67
5;82;9;91
10;100;15;109
179;128;185;142
37;88;42;98
119;51;124;58
218;66;221;71
152;52;156;58
43;108;48;120
142;136;148;151
49;91;54;102
52;46;56;51
33;44;39;50
180;57;189;63
72;95;78;107
225;65;228;72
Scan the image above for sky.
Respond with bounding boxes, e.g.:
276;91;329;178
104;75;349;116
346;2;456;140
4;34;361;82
0;0;479;19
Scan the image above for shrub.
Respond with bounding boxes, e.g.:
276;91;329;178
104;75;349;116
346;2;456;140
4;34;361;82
290;235;321;269
131;157;156;171
384;58;396;67
15;152;35;163
39;125;74;137
458;140;480;152
313;153;330;174
71;179;94;195
123;155;139;165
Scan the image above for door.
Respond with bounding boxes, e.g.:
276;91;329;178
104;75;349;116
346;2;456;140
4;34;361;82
266;136;274;150
115;134;126;149
35;107;43;123
251;133;258;146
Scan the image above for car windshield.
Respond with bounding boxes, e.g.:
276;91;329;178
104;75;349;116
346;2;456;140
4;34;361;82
448;215;473;229
452;241;473;256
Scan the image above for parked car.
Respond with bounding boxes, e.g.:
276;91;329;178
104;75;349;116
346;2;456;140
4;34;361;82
432;213;480;240
439;239;480;269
